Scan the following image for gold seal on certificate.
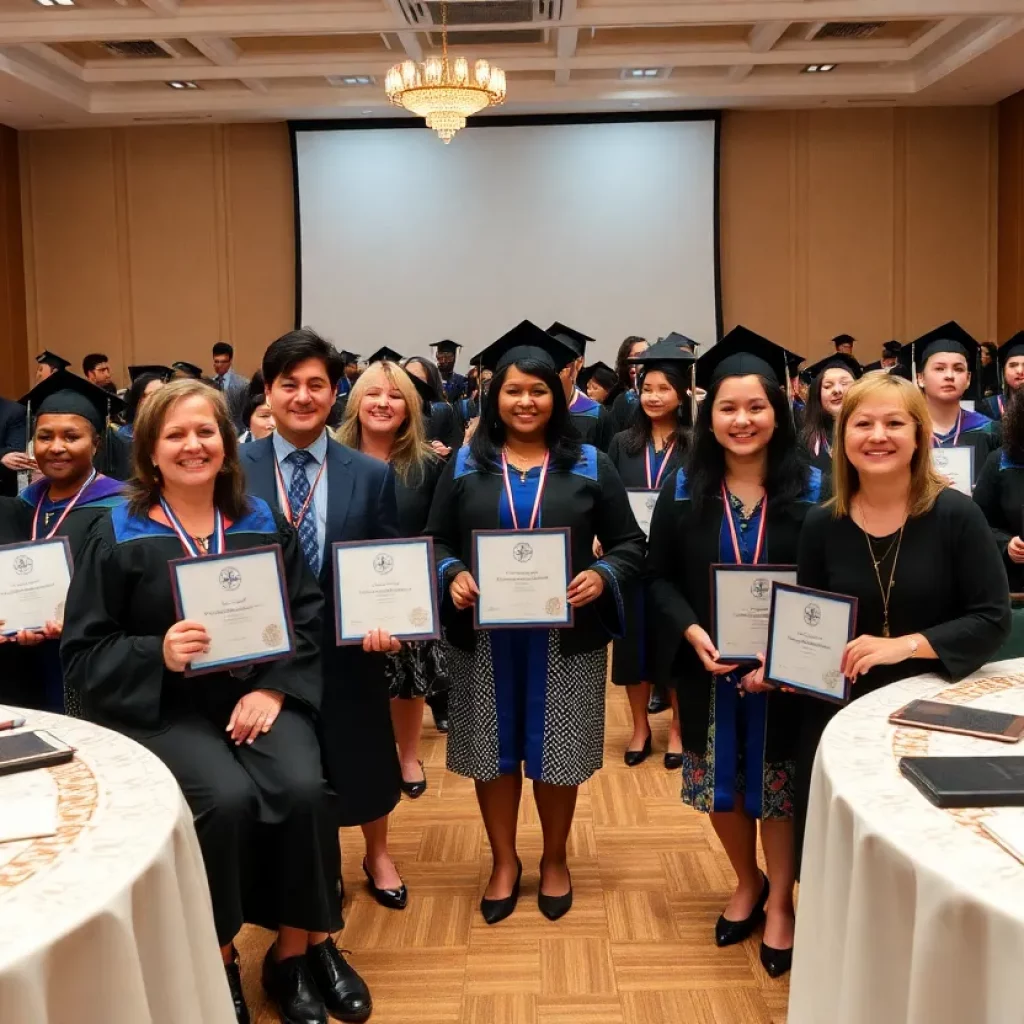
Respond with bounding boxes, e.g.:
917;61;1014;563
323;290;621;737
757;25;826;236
473;527;573;629
711;564;797;661
170;545;295;677
0;538;73;636
764;582;857;703
333;538;439;646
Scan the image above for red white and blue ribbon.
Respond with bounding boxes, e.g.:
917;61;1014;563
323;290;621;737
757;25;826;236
500;449;549;531
31;469;97;541
159;496;225;558
645;440;675;490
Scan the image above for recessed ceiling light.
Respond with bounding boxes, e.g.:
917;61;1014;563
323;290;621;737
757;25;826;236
803;64;837;73
328;75;374;87
624;68;661;79
35;0;76;6
167;81;200;90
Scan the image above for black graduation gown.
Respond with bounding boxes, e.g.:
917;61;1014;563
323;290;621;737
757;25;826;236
605;430;684;684
426;401;464;454
794;491;1011;862
610;389;640;433
972;447;1024;591
396;453;445;536
0;397;26;498
979;394;1007;422
426;444;645;657
646;467;823;767
569;392;615;451
60;497;340;940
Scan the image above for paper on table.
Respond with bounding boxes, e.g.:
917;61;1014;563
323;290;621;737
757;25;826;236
980;809;1024;865
0;793;57;844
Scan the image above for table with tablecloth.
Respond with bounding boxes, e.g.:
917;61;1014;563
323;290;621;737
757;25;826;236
0;708;236;1024
789;658;1024;1024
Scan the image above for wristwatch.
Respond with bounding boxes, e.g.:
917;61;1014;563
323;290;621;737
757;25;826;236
907;635;920;658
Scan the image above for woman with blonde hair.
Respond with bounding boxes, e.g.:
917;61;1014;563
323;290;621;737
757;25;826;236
339;360;447;813
794;372;1010;861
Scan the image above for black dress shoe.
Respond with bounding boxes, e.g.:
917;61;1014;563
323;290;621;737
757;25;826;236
538;860;573;921
262;944;327;1024
647;690;671;715
623;732;652;767
225;957;250;1024
663;751;684;771
433;714;450;734
400;761;427;799
480;859;522;925
715;873;770;948
759;941;793;978
363;856;408;910
306;936;372;1023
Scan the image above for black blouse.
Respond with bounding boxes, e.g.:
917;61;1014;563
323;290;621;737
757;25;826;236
973;448;1024;591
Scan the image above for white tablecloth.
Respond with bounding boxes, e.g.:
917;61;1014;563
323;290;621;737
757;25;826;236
0;709;236;1024
789;659;1024;1024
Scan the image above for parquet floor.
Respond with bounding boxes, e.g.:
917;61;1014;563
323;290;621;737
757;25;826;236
236;682;789;1023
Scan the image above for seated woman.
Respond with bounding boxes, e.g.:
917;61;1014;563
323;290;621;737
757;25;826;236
795;373;1010;868
0;372;124;712
61;380;350;1024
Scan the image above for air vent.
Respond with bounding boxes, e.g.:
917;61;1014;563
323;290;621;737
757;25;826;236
102;40;171;58
813;22;885;41
442;29;543;45
399;0;560;27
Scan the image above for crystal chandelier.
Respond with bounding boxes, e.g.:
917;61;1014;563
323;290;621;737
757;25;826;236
384;0;507;143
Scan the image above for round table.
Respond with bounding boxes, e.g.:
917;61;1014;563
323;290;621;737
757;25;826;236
0;709;236;1024
789;659;1024;1024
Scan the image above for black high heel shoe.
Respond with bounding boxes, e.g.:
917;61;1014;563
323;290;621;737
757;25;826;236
759;941;793;978
480;859;522;925
623;731;652;767
663;750;684;770
363;857;408;910
538;858;573;921
400;761;427;799
715;872;769;947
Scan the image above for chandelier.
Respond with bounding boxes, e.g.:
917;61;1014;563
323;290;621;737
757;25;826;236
384;0;507;143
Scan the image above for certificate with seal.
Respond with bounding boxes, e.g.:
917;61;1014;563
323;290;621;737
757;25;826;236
711;564;797;662
332;537;439;645
169;545;294;676
0;537;72;634
473;528;573;629
932;445;974;496
764;582;857;703
626;488;659;539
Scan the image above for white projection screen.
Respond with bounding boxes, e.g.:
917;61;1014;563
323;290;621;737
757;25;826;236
292;116;721;366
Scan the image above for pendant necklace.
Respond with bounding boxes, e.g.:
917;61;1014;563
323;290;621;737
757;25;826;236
857;503;906;637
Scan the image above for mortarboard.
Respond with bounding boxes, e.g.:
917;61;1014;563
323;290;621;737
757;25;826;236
36;350;71;372
429;340;462;355
628;338;698;368
998;331;1024;363
652;332;701;355
832;334;855;349
367;346;403;364
695;326;799;391
478;320;577;374
898;321;979;382
171;361;204;379
128;364;172;383
402;366;438;410
547;322;595;360
802;353;863;382
339;350;361;364
577;361;615;391
21;370;125;433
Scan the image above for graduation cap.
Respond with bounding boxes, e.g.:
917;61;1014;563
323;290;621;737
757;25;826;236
367;346;403;364
478;320;578;374
577;361;615;391
401;367;438;411
546;322;595;360
998;331;1024;363
429;340;462;355
832;334;855;349
695;326;799;391
128;364;172;383
802;353;863;382
338;350;361;364
20;370;125;434
36;350;71;372
628;337;698;368
171;360;204;379
651;332;700;355
898;321;979;382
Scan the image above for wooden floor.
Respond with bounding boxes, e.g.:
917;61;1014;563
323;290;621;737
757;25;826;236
237;682;789;1023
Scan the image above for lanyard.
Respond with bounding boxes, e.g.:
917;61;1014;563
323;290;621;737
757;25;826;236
813;433;832;459
159;496;225;558
932;409;962;448
645;440;675;489
31;470;97;541
500;449;549;530
273;454;326;529
999;395;1005;417
720;481;767;565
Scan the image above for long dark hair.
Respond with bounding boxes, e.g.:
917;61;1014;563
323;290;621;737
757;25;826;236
469;358;582;471
402;356;444;402
1003;386;1024;464
124;373;162;426
614;335;646;390
798;372;835;452
684;374;807;515
621;364;692;457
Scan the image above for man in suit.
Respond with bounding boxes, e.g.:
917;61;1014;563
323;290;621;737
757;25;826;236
0;395;28;497
240;328;403;1024
430;339;468;402
212;341;251;434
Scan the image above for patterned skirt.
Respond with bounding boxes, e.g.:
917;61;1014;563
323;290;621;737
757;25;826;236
385;639;448;700
444;629;607;786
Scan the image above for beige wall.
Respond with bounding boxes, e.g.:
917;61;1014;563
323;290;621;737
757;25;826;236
0;125;26;398
999;91;1024;340
14;107;1005;392
19;122;294;391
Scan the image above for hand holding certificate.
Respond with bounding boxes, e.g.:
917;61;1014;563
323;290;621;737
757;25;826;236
169;545;294;676
764;582;857;703
0;538;72;635
932;445;974;496
711;565;797;662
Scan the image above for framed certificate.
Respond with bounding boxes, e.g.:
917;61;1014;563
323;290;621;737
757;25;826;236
932;445;974;496
332;537;439;646
626;488;659;539
710;564;797;662
472;528;573;629
169;545;295;677
764;582;857;703
0;537;72;635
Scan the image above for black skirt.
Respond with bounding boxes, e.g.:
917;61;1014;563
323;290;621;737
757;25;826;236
610;584;648;685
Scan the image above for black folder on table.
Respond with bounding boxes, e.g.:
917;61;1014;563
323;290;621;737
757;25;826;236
0;730;74;777
899;756;1024;808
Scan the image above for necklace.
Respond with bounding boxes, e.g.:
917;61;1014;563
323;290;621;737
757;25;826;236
862;525;904;637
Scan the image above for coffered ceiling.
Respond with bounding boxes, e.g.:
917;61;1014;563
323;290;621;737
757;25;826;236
0;0;1021;128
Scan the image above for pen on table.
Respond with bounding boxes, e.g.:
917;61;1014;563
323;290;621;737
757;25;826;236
0;717;26;732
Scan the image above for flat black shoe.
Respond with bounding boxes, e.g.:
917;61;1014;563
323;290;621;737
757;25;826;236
760;941;793;978
400;761;427;799
715;873;769;948
480;859;522;925
538;859;573;921
624;732;652;767
433;715;450;734
225;956;250;1024
306;936;372;1023
663;751;684;770
363;856;408;910
262;944;327;1024
647;691;671;715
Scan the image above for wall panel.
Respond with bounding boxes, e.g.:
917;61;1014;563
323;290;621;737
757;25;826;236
999;90;1024;340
